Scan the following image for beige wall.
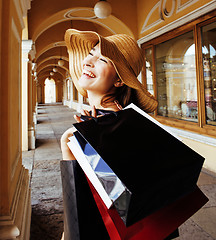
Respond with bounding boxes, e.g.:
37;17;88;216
182;137;216;173
0;0;31;239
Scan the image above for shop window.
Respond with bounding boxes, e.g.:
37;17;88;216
201;22;216;126
141;11;216;137
155;31;198;122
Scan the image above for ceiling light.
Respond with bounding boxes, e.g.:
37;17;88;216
58;58;64;66
53;66;58;72
94;0;112;19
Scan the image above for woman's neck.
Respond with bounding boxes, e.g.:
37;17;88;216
87;91;120;111
87;91;103;109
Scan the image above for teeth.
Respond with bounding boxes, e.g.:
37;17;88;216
83;69;96;78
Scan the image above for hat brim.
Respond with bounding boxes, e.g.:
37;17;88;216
65;29;158;112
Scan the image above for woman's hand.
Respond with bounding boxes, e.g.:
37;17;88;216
60;106;97;160
60;127;76;160
74;105;97;122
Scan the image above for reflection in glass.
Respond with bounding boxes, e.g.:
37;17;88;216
155;31;198;122
144;48;154;95
201;22;216;126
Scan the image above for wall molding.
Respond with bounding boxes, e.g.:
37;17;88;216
12;0;32;29
138;0;216;45
166;126;216;147
176;0;199;13
0;167;31;240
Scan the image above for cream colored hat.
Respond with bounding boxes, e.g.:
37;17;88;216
65;29;158;112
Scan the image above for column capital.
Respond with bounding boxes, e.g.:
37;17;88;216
22;40;33;53
22;40;36;61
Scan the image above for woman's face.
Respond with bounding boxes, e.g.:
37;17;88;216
79;44;118;96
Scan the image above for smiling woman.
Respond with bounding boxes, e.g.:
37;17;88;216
61;29;158;160
66;30;158;113
60;29;158;239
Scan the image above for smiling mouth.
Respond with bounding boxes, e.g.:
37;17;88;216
82;69;96;78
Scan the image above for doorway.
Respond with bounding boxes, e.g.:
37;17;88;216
45;78;56;103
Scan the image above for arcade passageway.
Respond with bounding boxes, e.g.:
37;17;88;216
23;104;216;240
22;104;78;239
1;0;216;239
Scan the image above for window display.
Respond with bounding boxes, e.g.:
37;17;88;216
201;22;216;126
155;31;198;122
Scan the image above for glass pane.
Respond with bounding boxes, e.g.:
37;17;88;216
73;85;78;101
83;97;89;105
201;21;216;126
67;80;71;100
155;31;198;122
144;48;154;95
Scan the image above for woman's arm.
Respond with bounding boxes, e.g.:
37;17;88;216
60;108;95;160
60;103;122;160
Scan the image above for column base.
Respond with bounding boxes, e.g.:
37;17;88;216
33;112;37;127
0;167;31;240
28;127;35;150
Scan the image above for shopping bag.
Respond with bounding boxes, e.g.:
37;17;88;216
87;177;208;240
68;131;131;225
60;160;110;240
68;103;207;227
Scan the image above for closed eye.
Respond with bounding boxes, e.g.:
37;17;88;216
100;58;108;63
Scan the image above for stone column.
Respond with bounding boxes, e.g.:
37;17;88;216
28;47;36;150
41;81;45;104
69;78;74;108
62;78;67;105
56;79;63;103
21;40;33;151
32;63;37;125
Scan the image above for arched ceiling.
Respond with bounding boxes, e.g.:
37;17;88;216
28;0;138;84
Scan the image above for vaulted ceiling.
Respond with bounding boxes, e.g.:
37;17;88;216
28;0;138;85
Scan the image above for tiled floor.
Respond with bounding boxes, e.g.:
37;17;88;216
23;103;216;240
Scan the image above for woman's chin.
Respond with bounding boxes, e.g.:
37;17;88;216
79;75;96;90
78;76;93;90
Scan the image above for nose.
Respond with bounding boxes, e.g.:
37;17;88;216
83;55;95;68
84;62;93;68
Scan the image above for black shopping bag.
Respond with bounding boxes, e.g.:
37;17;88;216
60;160;110;240
68;103;207;227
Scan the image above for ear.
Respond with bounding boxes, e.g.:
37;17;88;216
114;79;124;87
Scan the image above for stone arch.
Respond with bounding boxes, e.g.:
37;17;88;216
32;7;135;42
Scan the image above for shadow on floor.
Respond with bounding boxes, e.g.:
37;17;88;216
30;209;63;240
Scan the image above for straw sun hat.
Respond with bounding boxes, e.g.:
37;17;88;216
65;29;158;112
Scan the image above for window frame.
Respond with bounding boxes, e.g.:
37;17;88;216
141;10;216;137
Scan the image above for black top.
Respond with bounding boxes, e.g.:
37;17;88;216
80;109;116;122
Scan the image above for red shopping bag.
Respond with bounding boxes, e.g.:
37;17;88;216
87;177;208;240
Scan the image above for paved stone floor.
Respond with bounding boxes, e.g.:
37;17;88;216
22;103;216;240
